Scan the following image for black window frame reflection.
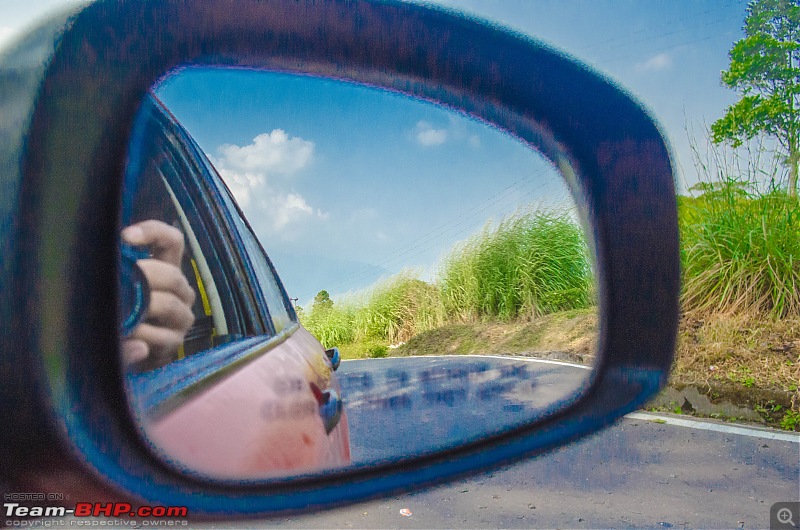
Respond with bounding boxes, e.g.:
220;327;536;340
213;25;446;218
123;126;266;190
189;135;298;330
123;94;299;417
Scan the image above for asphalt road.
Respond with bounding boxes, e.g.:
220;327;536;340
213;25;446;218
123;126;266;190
336;355;591;465
233;415;799;529
198;355;799;529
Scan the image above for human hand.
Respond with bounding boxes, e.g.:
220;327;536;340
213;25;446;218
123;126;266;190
120;220;196;367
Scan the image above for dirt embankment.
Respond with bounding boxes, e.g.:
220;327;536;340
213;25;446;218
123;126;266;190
394;309;597;362
390;308;800;430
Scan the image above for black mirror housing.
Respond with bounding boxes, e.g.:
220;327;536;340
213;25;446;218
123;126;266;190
0;0;679;516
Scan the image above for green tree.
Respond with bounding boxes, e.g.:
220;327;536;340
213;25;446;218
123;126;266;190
312;290;334;312
711;0;800;196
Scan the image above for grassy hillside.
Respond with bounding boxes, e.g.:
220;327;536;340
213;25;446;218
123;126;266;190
301;207;592;351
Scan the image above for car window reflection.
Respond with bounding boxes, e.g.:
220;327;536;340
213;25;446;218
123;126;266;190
192;140;296;335
120;97;262;373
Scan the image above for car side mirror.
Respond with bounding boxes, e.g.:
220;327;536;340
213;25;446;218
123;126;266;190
0;0;679;517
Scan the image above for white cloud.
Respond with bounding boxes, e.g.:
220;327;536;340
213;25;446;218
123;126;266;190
414;121;448;147
411;119;482;149
265;192;320;231
0;27;18;50
210;130;325;237
211;166;263;208
217;129;313;175
636;52;672;72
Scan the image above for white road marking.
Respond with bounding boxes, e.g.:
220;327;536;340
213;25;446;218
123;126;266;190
343;353;592;370
626;412;800;443
460;353;592;370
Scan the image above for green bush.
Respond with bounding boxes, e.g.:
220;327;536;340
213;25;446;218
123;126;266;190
300;300;356;349
365;342;389;358
780;410;800;431
438;208;593;321
353;273;445;343
300;271;446;348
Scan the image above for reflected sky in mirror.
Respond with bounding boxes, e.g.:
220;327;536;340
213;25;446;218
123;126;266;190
121;68;597;481
156;68;575;304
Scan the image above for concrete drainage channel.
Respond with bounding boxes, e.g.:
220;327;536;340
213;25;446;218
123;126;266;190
648;385;765;422
626;411;800;442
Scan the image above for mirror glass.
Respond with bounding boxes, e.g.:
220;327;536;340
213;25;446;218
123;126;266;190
119;67;597;481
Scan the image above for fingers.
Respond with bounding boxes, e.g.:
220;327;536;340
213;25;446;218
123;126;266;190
136;261;195;362
137;259;196;307
127;323;188;364
120;221;196;370
121;339;149;365
146;291;195;332
121;220;185;267
120;284;195;369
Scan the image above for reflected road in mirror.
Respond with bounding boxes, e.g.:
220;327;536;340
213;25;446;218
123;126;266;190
338;356;590;462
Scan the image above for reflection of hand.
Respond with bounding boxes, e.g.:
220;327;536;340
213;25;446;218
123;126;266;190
121;220;195;367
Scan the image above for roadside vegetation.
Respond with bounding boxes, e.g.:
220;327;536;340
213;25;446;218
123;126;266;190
438;210;593;321
680;176;800;319
669;136;800;429
300;208;593;359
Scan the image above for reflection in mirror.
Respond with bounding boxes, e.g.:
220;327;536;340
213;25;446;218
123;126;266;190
119;68;597;481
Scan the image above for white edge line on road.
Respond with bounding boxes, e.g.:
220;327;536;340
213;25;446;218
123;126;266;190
342;353;592;371
460;354;591;370
341;355;799;442
626;412;800;443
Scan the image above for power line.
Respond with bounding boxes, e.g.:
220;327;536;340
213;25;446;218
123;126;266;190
574;4;740;56
300;165;561;299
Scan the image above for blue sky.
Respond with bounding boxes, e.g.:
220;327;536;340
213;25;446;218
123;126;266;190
154;70;560;303
2;0;749;304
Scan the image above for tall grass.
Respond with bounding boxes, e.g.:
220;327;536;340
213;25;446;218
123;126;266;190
681;134;800;318
438;208;593;321
353;273;445;343
300;207;594;349
301;271;445;348
300;299;356;348
680;180;800;318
